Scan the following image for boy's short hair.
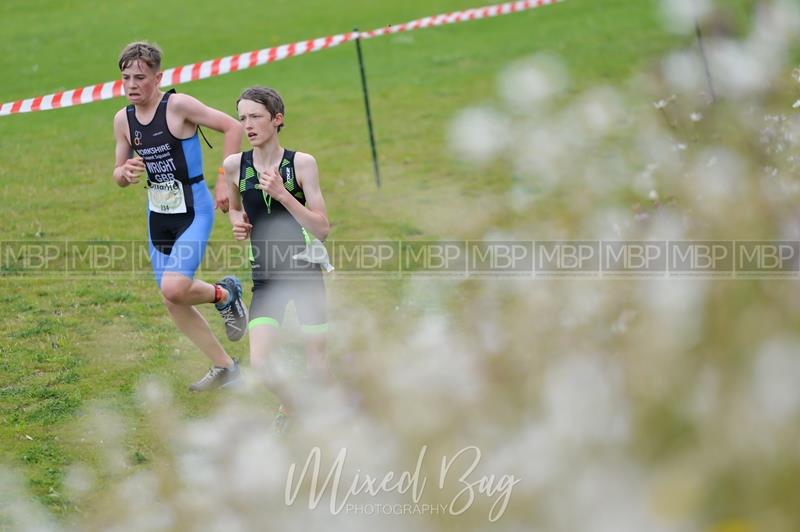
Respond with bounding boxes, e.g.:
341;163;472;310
237;87;286;132
118;41;162;72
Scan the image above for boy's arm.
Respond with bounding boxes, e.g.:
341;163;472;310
223;153;252;241
112;109;144;187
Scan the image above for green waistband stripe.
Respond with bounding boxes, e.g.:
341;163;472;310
249;316;280;329
301;323;329;334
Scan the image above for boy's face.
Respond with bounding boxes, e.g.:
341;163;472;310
238;98;283;147
121;60;162;105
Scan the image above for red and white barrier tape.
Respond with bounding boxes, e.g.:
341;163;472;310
0;0;561;117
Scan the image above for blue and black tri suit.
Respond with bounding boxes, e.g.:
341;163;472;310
239;149;327;333
126;89;213;287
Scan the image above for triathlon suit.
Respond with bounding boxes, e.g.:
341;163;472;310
126;89;214;287
239;149;327;334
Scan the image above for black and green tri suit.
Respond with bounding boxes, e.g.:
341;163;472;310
239;149;327;333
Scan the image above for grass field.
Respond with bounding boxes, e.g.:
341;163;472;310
0;0;766;525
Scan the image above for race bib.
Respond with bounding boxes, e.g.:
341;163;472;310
147;180;187;214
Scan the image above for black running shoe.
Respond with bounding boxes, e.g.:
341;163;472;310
188;359;242;392
215;276;247;341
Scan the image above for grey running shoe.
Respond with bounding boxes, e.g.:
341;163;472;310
189;359;242;392
215;276;248;341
